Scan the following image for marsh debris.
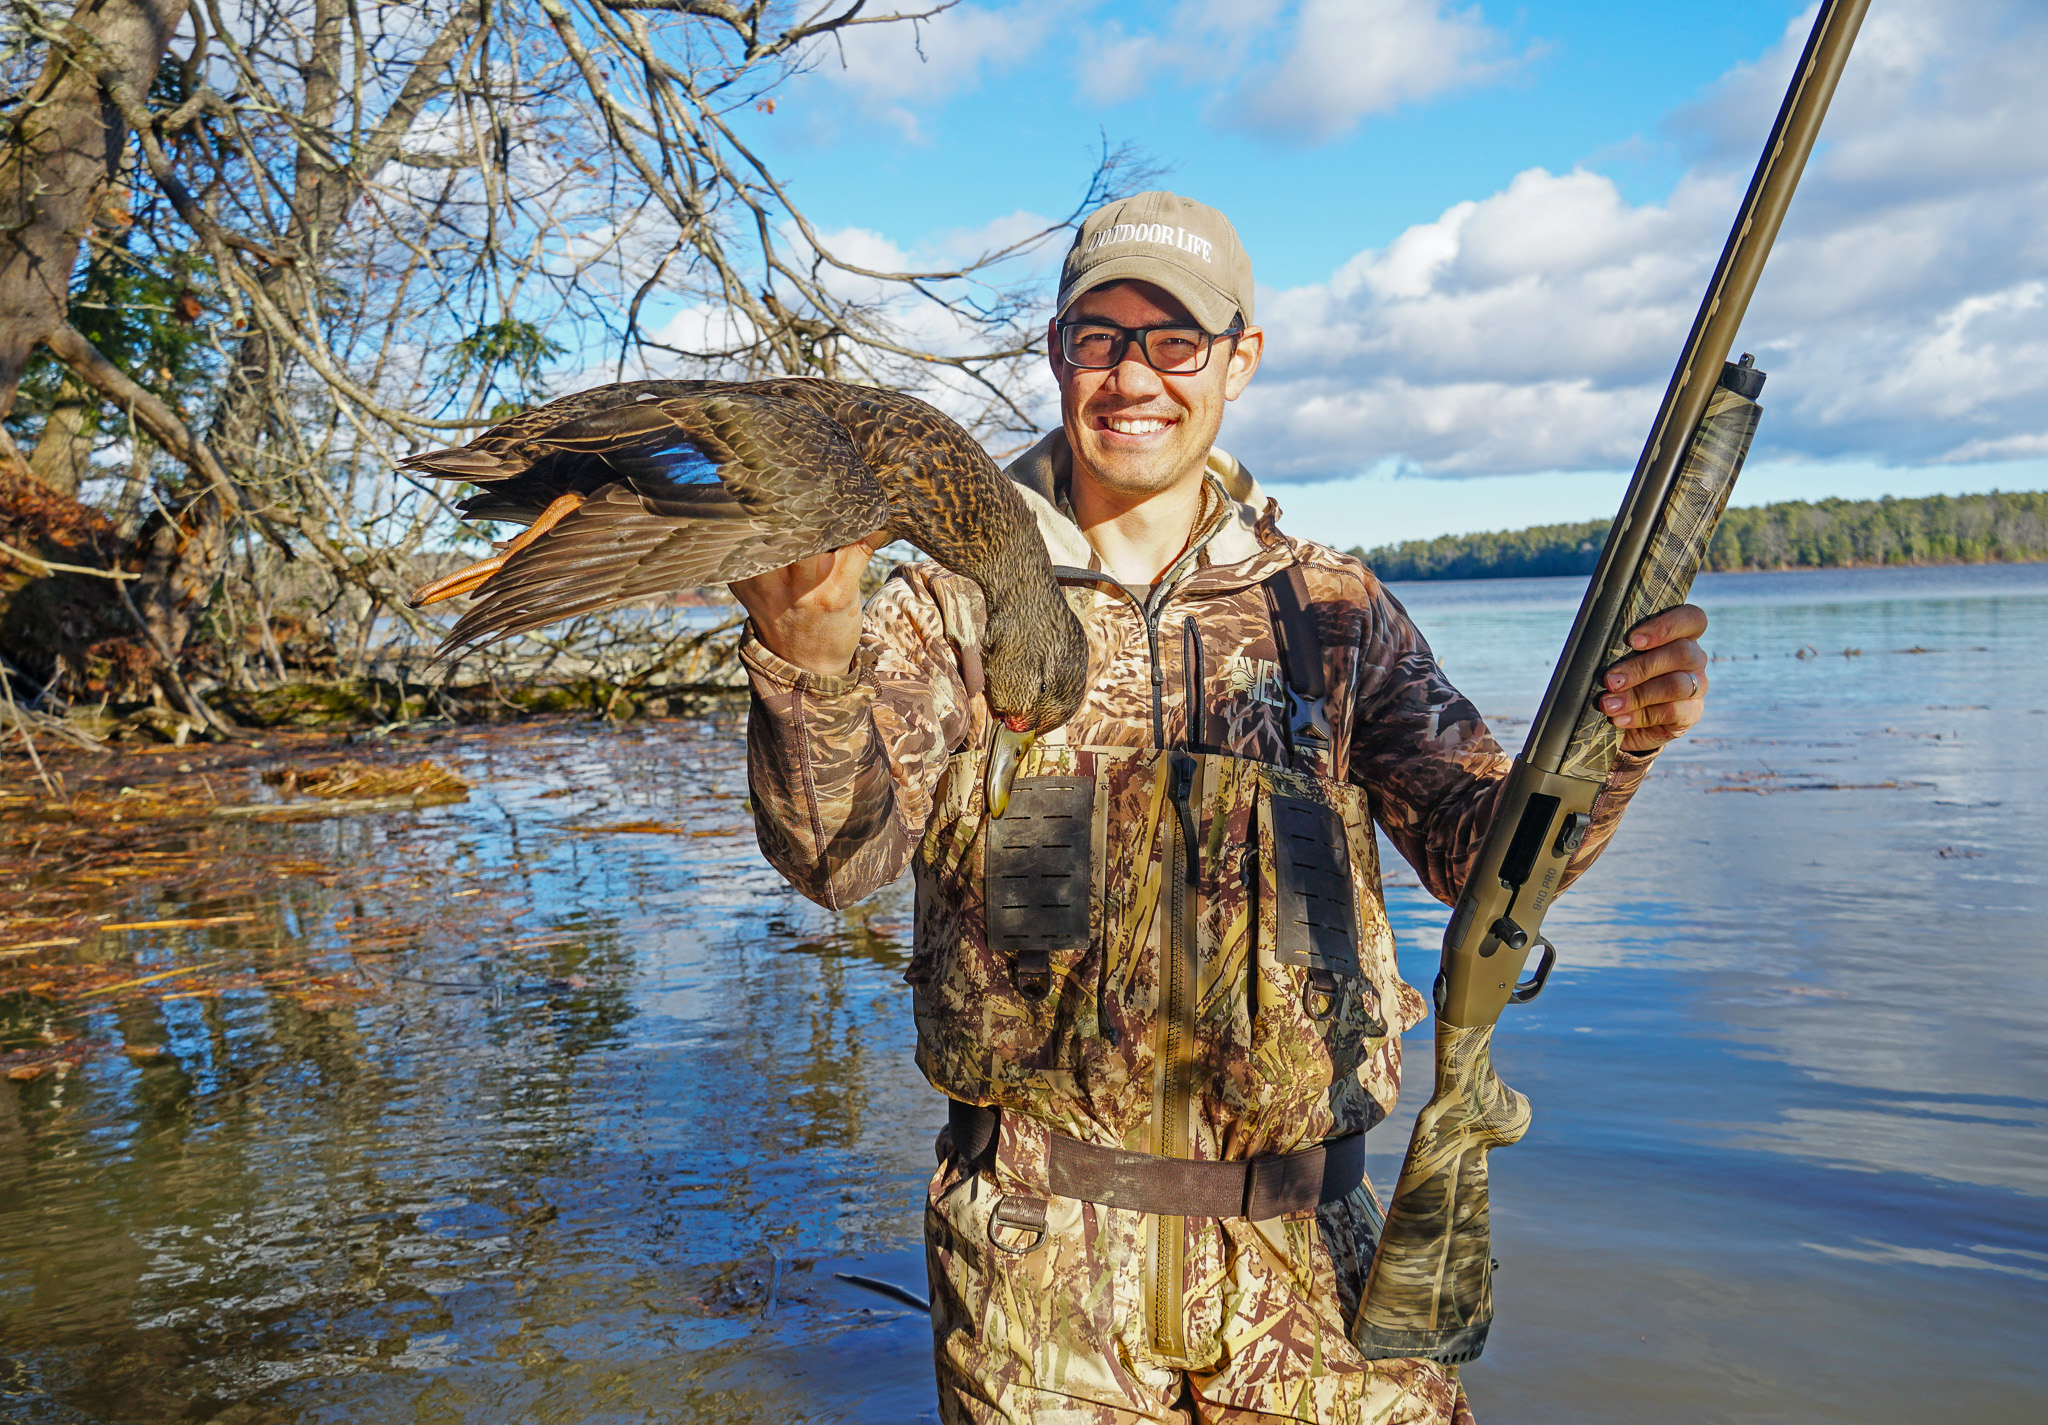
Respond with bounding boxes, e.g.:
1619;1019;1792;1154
262;759;469;801
212;758;474;819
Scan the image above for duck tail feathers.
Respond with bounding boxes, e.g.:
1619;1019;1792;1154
401;447;516;482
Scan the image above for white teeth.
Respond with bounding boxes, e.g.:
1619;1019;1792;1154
1106;417;1171;435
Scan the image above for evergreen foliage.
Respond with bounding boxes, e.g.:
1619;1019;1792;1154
3;242;218;452
1353;516;1611;580
1353;491;2048;580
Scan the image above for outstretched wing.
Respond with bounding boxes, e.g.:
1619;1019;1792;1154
401;381;730;521
433;390;887;656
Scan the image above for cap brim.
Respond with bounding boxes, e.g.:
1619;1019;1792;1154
1057;253;1245;332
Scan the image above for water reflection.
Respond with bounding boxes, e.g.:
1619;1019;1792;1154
1382;561;2048;1422
2;716;937;1423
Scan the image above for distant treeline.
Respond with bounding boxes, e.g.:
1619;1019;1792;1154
1354;490;2048;581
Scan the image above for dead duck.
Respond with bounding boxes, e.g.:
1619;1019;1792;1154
403;377;1086;814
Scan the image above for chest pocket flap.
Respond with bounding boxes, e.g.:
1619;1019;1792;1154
1268;794;1361;976
986;775;1095;999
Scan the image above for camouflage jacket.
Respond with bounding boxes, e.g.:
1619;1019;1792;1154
742;431;1653;1163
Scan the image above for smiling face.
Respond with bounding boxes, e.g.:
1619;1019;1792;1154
1051;280;1263;506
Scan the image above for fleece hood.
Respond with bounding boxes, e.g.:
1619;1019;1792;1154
1000;428;1274;573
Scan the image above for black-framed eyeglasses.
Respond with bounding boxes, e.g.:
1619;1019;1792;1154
1055;320;1243;374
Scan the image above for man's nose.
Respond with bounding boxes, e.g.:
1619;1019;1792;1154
1105;349;1164;395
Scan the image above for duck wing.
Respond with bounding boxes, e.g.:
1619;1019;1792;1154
400;381;720;523
433;389;887;656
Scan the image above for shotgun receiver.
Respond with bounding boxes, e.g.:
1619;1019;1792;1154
1351;0;1870;1365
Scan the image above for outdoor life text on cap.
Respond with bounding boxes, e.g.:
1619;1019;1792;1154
1058;191;1255;334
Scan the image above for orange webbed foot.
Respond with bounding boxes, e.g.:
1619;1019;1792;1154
410;491;587;607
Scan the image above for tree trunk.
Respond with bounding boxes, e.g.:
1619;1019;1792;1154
25;380;97;495
0;0;214;729
0;0;189;421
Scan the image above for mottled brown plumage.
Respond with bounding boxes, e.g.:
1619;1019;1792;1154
403;378;1088;735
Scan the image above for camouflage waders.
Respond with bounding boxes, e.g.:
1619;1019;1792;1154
742;435;1653;1422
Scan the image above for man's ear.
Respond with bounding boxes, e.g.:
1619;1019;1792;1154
1047;318;1066;382
1223;326;1263;400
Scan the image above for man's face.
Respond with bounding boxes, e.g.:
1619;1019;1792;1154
1050;280;1263;503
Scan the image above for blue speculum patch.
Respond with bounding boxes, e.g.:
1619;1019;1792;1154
646;437;723;485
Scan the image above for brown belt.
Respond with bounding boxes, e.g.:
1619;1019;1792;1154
948;1100;1366;1221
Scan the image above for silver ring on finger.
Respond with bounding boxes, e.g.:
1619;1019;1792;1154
1687;671;1700;698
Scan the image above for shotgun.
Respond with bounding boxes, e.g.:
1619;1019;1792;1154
1351;0;1871;1365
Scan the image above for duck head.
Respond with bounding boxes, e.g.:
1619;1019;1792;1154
981;595;1090;817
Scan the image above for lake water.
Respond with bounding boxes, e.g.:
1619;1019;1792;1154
2;562;2043;1423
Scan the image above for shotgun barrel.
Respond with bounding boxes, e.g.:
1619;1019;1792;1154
1352;0;1872;1365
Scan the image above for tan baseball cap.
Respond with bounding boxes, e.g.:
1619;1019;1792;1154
1056;191;1254;333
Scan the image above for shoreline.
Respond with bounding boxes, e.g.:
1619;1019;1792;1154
1356;490;2048;582
1380;554;2048;584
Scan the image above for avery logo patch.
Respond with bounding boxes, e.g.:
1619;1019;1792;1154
1224;654;1286;709
1084;223;1214;263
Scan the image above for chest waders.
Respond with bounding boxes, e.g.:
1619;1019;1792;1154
947;567;1387;1364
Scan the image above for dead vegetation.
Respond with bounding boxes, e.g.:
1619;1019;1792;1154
264;757;468;799
0;717;618;1083
0;1;1153;750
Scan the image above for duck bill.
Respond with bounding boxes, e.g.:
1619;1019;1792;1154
984;724;1036;818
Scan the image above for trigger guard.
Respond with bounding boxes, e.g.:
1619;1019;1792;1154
1509;937;1557;1005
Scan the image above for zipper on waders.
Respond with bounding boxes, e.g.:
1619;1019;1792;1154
1145;597;1167;750
1151;746;1201;1359
1080;561;1211;1360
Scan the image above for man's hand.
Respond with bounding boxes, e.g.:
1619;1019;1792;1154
728;534;889;679
1600;603;1710;753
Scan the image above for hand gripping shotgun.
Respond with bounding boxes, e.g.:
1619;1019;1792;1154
1351;0;1870;1365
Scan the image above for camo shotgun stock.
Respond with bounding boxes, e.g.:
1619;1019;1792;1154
1351;0;1871;1366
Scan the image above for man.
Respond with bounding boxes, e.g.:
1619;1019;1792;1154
731;192;1709;1424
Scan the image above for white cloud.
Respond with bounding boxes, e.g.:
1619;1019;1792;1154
1231;0;1512;143
801;0;1510;147
1072;0;1512;145
1073;0;1279;97
805;3;1067;139
1227;1;2048;481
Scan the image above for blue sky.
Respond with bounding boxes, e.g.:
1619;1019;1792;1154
691;1;2048;548
755;2;1799;286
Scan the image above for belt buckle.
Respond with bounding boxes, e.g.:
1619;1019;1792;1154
1243;1142;1323;1221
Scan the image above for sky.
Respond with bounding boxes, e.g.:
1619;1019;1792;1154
684;0;2048;549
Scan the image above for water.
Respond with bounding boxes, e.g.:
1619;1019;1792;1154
1385;562;2048;1422
2;563;2043;1423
